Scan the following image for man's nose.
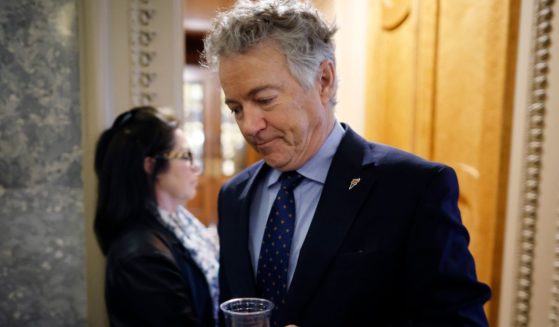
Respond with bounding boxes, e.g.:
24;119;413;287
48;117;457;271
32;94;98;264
239;104;266;137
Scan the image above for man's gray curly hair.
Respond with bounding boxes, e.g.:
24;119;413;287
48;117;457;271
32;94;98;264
202;0;338;106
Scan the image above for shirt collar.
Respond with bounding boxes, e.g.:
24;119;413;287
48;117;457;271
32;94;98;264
267;121;345;187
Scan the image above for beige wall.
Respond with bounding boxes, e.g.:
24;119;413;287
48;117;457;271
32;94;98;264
315;0;368;135
333;0;368;134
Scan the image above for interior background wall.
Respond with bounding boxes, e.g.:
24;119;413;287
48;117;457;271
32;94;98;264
314;0;368;135
363;1;520;323
0;0;86;325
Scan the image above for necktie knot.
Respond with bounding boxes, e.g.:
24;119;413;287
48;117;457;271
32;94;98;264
279;171;303;191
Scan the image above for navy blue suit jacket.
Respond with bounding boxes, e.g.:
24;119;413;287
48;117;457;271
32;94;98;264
217;125;490;326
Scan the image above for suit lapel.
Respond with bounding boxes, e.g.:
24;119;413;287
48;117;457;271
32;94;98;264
283;128;383;322
224;162;268;297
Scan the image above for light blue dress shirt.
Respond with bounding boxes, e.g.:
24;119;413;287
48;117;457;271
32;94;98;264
249;121;345;287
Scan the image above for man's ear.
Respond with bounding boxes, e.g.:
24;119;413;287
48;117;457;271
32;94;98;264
317;60;335;105
144;157;155;175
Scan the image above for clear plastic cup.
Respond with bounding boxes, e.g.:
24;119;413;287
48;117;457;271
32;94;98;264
220;298;274;327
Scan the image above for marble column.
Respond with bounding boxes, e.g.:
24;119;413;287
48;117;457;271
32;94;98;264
0;0;86;325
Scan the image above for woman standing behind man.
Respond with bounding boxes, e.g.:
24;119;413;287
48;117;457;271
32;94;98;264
94;106;218;326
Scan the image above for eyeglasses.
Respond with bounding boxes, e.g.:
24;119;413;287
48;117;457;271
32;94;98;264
157;149;194;164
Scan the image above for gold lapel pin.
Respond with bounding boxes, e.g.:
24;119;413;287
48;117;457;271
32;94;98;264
349;178;361;190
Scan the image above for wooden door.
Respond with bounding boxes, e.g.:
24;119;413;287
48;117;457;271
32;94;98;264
182;65;260;226
182;0;259;226
365;1;519;325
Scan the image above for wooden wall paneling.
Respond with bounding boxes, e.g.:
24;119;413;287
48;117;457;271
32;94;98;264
364;1;386;143
413;0;439;159
365;0;438;155
384;19;416;152
433;1;519;324
184;67;222;226
478;0;519;324
434;0;487;283
364;0;519;324
365;0;416;152
183;0;234;31
203;68;223;178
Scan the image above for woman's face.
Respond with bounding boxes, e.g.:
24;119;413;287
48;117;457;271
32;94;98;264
154;129;200;209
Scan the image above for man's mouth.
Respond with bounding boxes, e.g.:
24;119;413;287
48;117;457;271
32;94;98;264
255;138;276;147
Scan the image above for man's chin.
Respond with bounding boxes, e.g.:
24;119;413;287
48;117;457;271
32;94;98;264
263;155;297;172
262;155;284;169
257;146;297;170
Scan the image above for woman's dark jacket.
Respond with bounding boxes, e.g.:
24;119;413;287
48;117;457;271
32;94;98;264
104;218;214;326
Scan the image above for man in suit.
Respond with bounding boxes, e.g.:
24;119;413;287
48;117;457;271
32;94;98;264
203;0;491;326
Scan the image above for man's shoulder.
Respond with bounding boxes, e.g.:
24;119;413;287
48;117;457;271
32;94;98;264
371;142;444;168
340;125;449;172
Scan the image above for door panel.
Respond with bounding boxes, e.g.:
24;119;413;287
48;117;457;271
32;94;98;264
366;0;415;152
365;1;519;324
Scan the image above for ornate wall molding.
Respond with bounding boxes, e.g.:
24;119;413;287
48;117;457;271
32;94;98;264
129;0;158;106
552;191;559;325
513;1;554;326
81;0;183;323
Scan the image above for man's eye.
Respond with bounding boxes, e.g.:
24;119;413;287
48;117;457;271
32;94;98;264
256;97;274;105
229;107;241;115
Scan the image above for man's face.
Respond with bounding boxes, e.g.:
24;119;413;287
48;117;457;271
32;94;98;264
219;41;335;172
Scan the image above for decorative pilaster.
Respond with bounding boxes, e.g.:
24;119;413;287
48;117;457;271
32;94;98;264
552;191;559;325
129;0;158;106
513;1;555;326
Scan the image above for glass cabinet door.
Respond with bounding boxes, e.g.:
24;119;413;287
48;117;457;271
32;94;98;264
182;65;256;225
220;90;247;176
182;80;205;170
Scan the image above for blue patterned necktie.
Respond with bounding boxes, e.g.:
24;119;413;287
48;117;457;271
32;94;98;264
256;171;303;326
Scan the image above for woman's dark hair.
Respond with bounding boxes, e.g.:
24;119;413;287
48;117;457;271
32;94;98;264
94;106;179;255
